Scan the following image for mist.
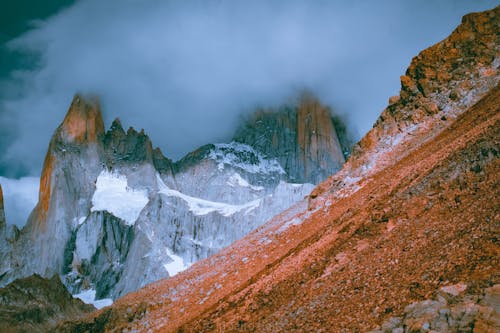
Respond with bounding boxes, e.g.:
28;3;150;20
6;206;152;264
0;176;39;227
0;0;497;177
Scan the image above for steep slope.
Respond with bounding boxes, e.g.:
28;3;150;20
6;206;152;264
233;93;346;184
0;274;95;333
54;6;499;332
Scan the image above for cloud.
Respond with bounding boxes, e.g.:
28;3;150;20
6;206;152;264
0;176;39;227
0;0;497;176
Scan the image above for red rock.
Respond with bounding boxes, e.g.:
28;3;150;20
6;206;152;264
389;95;400;105
60;94;104;143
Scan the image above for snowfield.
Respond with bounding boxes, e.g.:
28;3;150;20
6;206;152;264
157;174;261;217
91;171;149;225
164;247;191;276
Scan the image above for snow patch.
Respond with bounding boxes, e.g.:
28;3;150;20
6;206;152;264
277;217;304;233
157;175;261;217
73;289;113;309
208;142;285;175
227;172;264;191
91;170;149;225
163;247;190;277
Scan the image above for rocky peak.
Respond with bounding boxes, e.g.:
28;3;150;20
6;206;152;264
59;94;105;143
103;121;158;167
152;147;174;175
233;93;346;183
33;95;104;224
109;118;125;134
173;144;216;172
296;93;345;180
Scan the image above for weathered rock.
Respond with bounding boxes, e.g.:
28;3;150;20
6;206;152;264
233;92;346;184
0;95;106;288
371;284;500;333
0;274;95;333
103;118;173;171
66;211;134;299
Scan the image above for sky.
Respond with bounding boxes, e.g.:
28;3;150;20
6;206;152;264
0;0;498;226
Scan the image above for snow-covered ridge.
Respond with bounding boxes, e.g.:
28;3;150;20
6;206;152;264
91;170;149;225
208;142;285;175
157;175;261;217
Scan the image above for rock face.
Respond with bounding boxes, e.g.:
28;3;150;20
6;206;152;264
53;6;500;332
0;184;20;285
0;274;94;333
371;284;500;333
233;93;346;184
0;91;338;301
2;95;106;285
344;5;499;182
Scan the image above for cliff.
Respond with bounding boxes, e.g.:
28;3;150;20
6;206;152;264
233;93;346;184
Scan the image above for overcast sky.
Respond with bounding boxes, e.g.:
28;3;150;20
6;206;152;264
0;0;498;178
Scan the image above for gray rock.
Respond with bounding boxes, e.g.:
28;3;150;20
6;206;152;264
0;93;341;301
233;93;347;184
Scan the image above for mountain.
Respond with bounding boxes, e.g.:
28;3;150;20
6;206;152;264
54;6;499;332
0;91;345;302
0;274;95;333
233;93;347;184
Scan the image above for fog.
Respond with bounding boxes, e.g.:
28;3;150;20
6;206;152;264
0;176;39;227
0;0;497;177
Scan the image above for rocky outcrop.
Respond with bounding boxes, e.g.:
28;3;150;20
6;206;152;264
66;211;134;299
233;93;346;184
103;118;174;171
371;284;500;333
0;274;94;333
58;95;104;143
0;184;20;285
343;6;499;184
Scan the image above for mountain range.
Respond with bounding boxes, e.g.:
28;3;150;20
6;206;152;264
0;5;498;333
0;90;347;305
